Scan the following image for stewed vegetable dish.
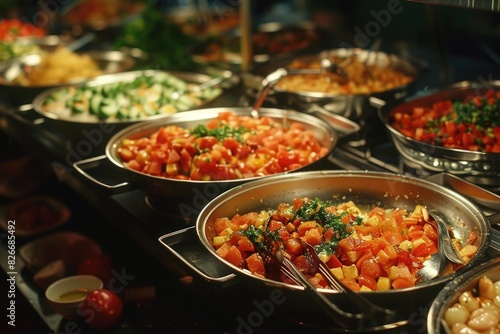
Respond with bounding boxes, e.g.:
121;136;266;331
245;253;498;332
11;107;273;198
118;111;329;180
211;198;478;291
275;53;414;95
391;90;500;153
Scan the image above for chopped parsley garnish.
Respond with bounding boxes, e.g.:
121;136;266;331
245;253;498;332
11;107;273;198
191;123;249;142
454;98;500;128
295;198;355;254
315;241;338;255
237;224;263;244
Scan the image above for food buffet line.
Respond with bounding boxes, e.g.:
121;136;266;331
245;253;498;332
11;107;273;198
0;1;499;333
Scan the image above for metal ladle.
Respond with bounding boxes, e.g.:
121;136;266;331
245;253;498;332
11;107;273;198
250;58;348;118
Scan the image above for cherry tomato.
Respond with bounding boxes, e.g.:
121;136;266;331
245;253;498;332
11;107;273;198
77;254;114;286
79;289;123;330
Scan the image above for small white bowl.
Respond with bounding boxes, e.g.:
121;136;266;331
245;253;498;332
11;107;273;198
45;275;103;320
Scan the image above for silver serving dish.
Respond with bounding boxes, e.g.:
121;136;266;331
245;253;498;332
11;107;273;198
96;107;337;199
378;81;500;176
31;69;232;124
427;257;500;333
0;35;71;65
191;21;323;68
0;48;136;105
8;69;235;146
194;170;491;332
251;48;418;122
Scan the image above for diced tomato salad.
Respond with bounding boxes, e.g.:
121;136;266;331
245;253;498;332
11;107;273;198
211;198;478;291
117;111;329;181
0;19;45;41
391;90;500;153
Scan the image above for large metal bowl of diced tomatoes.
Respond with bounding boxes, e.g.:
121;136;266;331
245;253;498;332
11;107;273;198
378;80;500;176
104;107;337;201
194;170;491;331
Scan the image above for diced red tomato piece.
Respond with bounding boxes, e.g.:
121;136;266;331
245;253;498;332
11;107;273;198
224;246;244;267
297;221;317;236
238;236;255;253
357;274;377;291
360;258;382;279
285;238;303;255
303;228;322;246
246;253;266;277
392;278;413;289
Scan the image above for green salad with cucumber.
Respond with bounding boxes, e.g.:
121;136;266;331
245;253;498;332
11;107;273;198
41;72;222;121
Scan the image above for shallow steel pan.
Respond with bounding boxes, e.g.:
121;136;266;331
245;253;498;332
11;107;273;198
378;80;500;175
194;170;491;332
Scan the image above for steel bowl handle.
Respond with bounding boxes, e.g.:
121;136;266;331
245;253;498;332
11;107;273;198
159;227;236;284
306;104;361;138
73;155;131;193
6;104;45;126
488;213;500;253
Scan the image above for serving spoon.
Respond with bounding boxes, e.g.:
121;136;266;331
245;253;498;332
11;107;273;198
416;208;466;282
250;59;348;118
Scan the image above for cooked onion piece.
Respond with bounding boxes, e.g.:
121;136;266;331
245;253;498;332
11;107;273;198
444;276;500;333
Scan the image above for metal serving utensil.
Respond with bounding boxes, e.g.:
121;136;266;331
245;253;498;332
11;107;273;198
169;70;233;100
428;209;466;265
251;60;348;118
416;206;468;283
415;207;465;283
260;218;398;329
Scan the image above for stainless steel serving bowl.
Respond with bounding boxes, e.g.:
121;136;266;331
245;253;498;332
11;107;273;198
103;107;337;199
378;80;500;177
191;21;324;69
11;69;234;146
0;48;136;105
427;256;499;333
251;48;417;122
195;170;491;332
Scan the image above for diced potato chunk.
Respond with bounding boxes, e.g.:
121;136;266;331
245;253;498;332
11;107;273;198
365;215;380;226
342;264;359;279
359;285;373;292
411;237;426;249
459;244;477;259
388;266;399;281
376;277;391;291
399;240;413;252
345;250;362;262
213;235;229;248
330;267;344;280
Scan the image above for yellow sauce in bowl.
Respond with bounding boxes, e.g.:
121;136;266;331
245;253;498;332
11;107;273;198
56;288;89;302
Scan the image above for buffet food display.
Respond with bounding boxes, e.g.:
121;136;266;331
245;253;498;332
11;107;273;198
117;111;329;180
275;50;415;95
191;22;322;65
0;19;46;61
0;2;499;333
390;89;500;153
39;71;223;121
9;47;103;86
443;275;500;332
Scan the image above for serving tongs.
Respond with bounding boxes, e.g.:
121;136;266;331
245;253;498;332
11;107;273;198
259;219;398;330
